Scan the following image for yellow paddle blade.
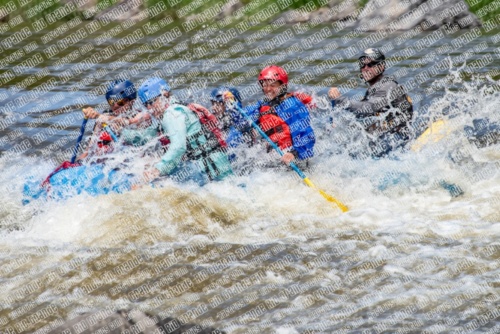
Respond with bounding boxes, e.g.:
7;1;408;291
411;119;451;152
303;177;349;212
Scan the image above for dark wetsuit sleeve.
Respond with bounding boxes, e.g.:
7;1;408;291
334;80;400;117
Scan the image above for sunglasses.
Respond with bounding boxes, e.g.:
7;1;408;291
144;99;156;107
108;98;128;107
143;95;162;107
359;62;379;69
358;60;380;69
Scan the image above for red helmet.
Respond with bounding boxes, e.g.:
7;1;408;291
258;65;288;85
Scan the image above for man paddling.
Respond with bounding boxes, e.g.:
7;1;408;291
136;78;233;185
79;79;151;159
329;48;414;157
210;86;252;150
227;65;316;169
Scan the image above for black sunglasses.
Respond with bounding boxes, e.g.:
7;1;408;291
108;98;129;106
358;61;379;69
143;95;161;107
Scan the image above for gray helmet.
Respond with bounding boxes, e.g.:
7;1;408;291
358;48;385;68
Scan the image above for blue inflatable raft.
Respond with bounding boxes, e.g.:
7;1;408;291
22;164;133;205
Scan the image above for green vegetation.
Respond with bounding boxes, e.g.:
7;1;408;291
0;0;496;27
0;0;339;24
464;0;500;22
358;0;370;8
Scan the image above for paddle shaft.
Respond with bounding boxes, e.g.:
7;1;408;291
70;117;88;163
231;102;348;212
233;105;305;177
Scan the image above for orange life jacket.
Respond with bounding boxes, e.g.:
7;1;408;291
258;104;292;150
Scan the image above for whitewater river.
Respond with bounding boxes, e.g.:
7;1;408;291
0;22;499;333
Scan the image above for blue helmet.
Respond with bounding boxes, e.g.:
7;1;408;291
138;77;171;105
105;79;137;102
210;86;242;104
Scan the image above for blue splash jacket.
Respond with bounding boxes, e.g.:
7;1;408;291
240;95;315;160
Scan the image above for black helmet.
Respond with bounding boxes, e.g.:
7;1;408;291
358;48;385;68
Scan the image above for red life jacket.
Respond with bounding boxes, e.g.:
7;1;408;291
258;105;292;150
97;131;112;148
188;103;227;148
258;92;314;150
291;92;315;110
158;134;171;147
156;102;226;150
96;131;114;155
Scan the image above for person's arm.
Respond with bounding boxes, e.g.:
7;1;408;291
222;92;259;132
333;81;400;117
110;111;152;139
128;112;151;128
121;125;157;146
77;118;107;161
154;107;188;176
292;91;316;110
226;105;249;133
77;108;119;160
228;102;263;135
82;107;117;125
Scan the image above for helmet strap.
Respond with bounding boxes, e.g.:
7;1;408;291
279;84;288;96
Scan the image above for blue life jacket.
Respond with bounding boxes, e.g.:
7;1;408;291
244;95;315;160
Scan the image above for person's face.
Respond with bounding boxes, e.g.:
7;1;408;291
109;98;134;114
261;79;283;100
359;58;384;82
211;101;226;118
145;96;164;118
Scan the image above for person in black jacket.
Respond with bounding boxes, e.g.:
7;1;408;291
329;48;414;157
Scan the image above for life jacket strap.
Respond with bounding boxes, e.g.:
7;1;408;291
264;125;284;137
